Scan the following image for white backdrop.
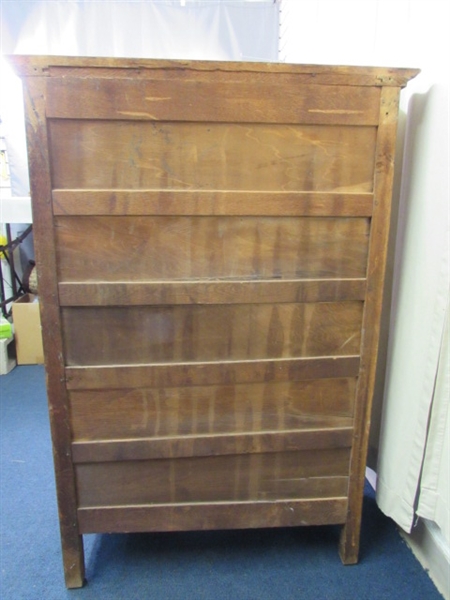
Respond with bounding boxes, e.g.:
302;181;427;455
2;0;279;61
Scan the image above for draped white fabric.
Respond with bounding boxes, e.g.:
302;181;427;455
280;0;450;544
416;305;449;541
376;83;449;542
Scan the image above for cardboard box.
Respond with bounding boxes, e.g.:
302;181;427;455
12;293;44;364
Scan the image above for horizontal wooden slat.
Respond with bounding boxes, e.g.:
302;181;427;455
46;78;381;125
62;302;363;366
48;121;377;192
78;497;348;533
65;356;360;390
71;427;354;463
58;278;367;307
75;448;350;507
55;216;371;282
52;190;374;217
69;378;356;442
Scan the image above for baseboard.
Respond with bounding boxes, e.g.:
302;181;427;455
399;518;450;599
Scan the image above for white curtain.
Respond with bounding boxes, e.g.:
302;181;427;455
416;306;449;538
279;0;450;545
376;82;450;542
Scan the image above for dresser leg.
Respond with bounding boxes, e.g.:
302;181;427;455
338;519;361;565
61;533;86;588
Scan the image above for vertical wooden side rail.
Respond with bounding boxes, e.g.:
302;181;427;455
339;86;402;564
22;76;85;588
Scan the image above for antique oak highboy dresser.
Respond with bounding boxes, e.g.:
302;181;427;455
10;56;418;588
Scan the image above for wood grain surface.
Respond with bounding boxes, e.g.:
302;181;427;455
77;498;349;534
65;356;361;390
75;448;350;507
55;216;370;282
61;302;363;366
58;278;367;307
52;190;374;217
71;428;354;463
69;378;356;441
21;76;86;588
9;54;419;87
46;77;381;125
48;121;377;191
339;85;404;564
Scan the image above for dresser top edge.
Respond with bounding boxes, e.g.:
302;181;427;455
6;55;420;88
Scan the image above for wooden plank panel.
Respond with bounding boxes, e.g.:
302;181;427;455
72;428;353;463
78;497;348;534
62;302;363;366
52;190;374;217
46;78;381;125
65;356;361;390
48;121;377;192
55;216;371;282
69;378;356;442
58;279;367;307
75;448;350;507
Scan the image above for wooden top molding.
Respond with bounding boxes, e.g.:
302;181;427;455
7;55;420;87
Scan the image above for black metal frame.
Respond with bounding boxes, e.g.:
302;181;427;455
0;224;32;318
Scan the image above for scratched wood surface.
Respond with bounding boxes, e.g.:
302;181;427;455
9;54;419;586
46;77;381;125
11;55;419;87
